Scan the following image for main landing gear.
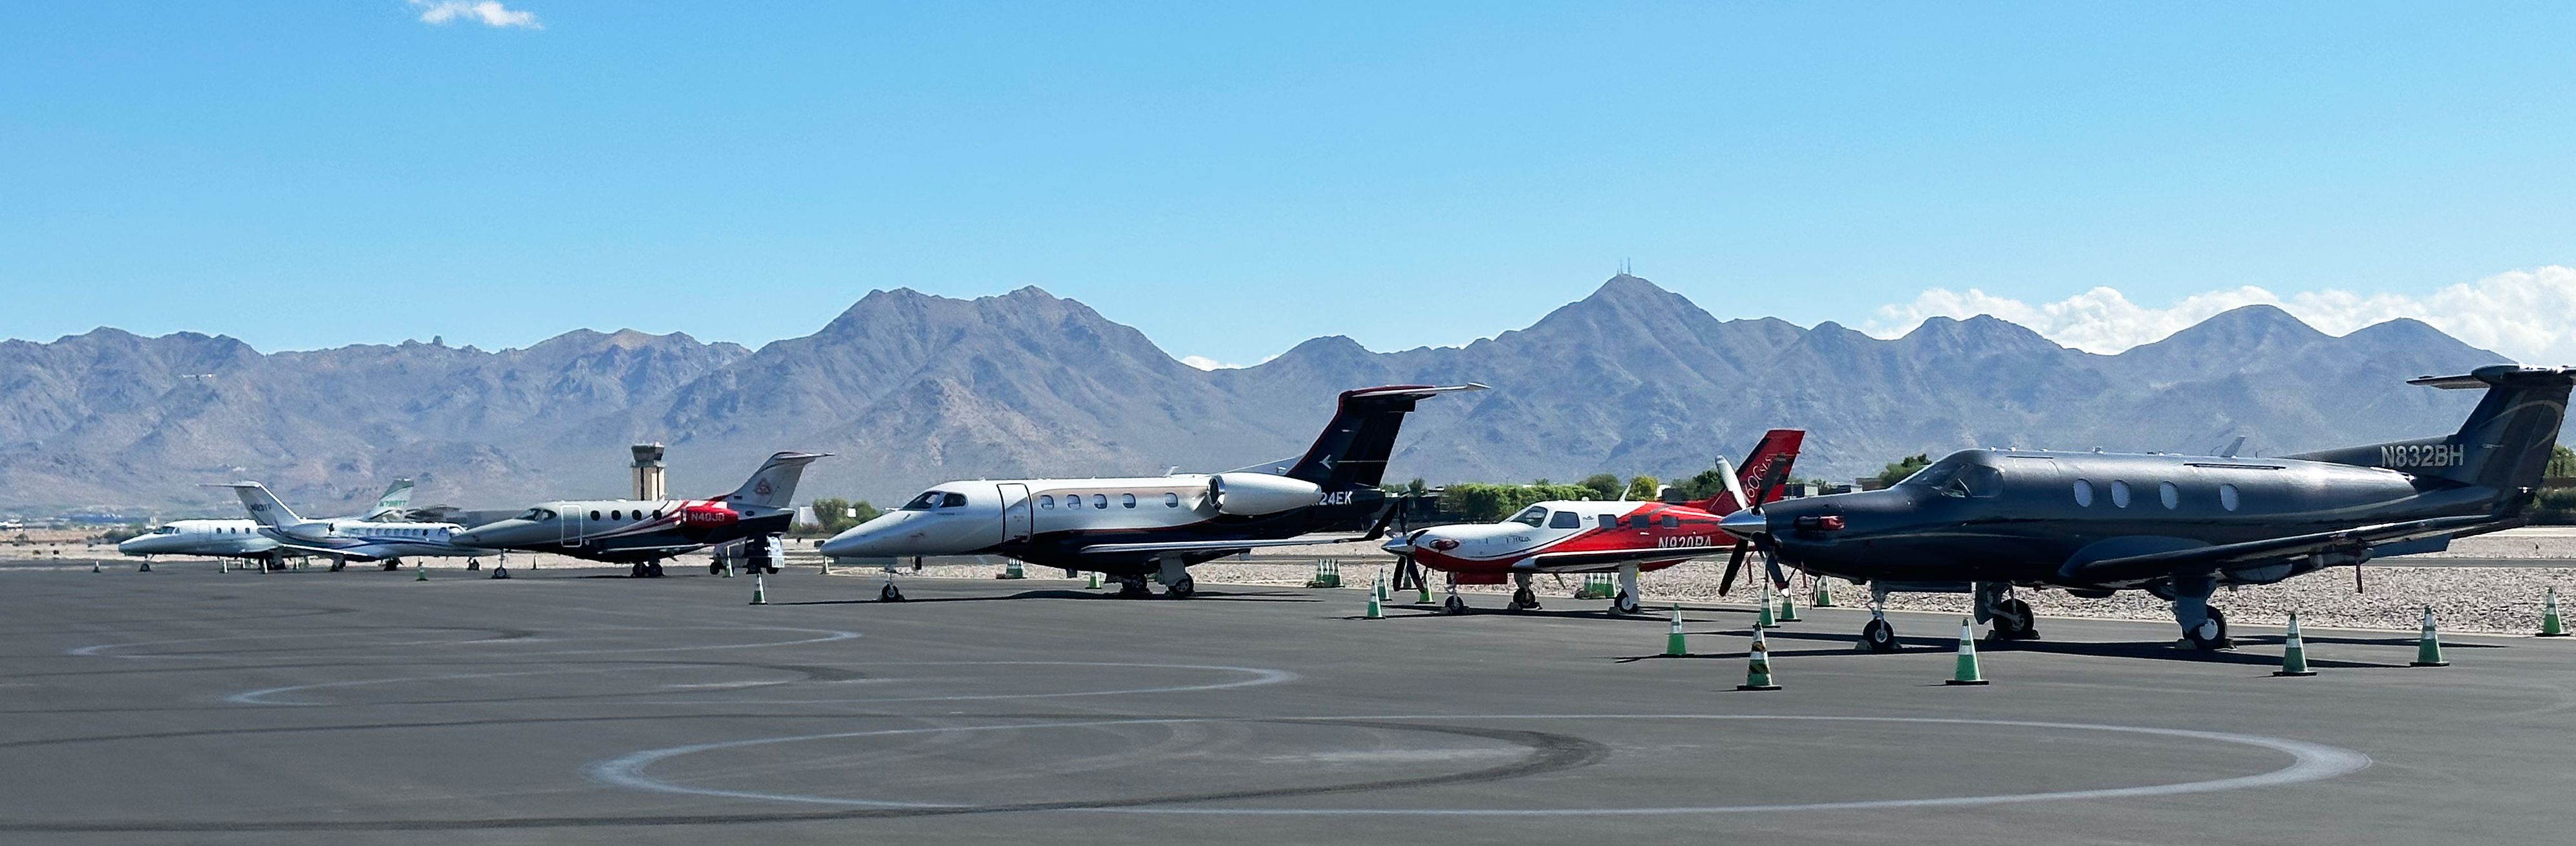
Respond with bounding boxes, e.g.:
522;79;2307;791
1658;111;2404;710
1974;581;2041;642
2154;576;2235;650
1111;574;1154;598
1441;574;1469;615
1156;553;1194;600
1609;564;1644;615
628;561;666;578
1507;572;1542;612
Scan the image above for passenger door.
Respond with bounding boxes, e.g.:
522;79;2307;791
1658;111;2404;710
1000;484;1032;544
560;508;585;547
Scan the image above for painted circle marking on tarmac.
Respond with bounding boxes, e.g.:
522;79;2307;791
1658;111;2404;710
70;625;859;660
590;713;2371;816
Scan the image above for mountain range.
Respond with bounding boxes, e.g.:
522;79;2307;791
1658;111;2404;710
0;275;2535;516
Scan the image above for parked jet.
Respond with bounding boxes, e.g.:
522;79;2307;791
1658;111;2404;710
116;519;279;564
449;451;828;576
223;482;492;570
1383;429;1804;614
820;384;1485;600
1721;364;2575;651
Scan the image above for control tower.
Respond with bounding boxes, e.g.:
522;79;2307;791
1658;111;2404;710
630;443;667;501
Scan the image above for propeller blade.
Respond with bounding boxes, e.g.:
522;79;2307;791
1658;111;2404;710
1763;544;1788;591
1719;541;1750;596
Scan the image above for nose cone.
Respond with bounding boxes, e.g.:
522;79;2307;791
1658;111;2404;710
1719;508;1770;541
116;536;154;555
1381;529;1423;556
819;519;892;558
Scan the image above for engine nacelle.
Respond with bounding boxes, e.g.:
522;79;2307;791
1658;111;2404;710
1208;473;1323;516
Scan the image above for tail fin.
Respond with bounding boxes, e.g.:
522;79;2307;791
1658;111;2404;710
219;483;302;528
722;451;830;509
2290;365;2575;494
364;478;415;520
1284;384;1486;490
1689;429;1807;513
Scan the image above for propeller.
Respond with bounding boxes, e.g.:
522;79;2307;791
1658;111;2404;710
1712;455;1800;594
1715;458;1754;596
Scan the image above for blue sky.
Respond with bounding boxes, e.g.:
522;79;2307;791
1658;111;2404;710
7;2;2576;365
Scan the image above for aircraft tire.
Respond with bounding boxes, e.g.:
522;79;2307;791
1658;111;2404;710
648;561;665;577
1443;596;1469;615
381;561;400;572
710;561;725;576
1611;592;1642;615
879;583;905;602
1859;618;1900;653
2184;607;2234;651
1164;576;1196;599
630;563;646;578
327;559;343;572
1508;587;1540;611
1993;598;2040;640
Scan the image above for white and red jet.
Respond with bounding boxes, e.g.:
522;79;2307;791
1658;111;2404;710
1386;429;1803;614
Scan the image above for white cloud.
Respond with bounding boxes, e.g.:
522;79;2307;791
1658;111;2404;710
1181;356;1241;371
1865;266;2576;365
410;1;541;28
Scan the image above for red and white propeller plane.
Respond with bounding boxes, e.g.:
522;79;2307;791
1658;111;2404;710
1382;429;1804;614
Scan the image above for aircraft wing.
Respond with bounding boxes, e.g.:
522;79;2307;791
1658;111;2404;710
2059;515;2501;584
268;540;386;561
1078;536;1369;555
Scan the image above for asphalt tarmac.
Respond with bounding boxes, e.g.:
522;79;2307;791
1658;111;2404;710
4;559;2572;845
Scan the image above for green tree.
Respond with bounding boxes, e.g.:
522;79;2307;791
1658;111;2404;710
799;497;881;537
1578;473;1623;501
2547;444;2576;481
1875;453;1933;488
1624;475;1661;501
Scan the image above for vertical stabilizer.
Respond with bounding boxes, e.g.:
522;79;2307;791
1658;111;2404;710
1690;429;1806;514
220;483;303;528
2290;365;2576;495
723;452;830;509
365;479;415;520
1285;384;1486;490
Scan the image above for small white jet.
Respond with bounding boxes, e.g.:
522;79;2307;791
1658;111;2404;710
450;451;828;577
221;481;494;570
120;479;419;569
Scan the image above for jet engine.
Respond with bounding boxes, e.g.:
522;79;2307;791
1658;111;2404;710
1207;473;1322;515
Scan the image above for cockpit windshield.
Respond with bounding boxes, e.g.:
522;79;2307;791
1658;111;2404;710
1899;456;2002;498
901;491;947;510
1508;506;1549;528
155;526;179;534
516;508;557;521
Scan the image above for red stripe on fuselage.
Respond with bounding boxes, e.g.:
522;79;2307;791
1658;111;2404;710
1411;502;1730;574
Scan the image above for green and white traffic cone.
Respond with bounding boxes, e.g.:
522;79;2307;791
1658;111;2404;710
1086;571;1102;590
1810;579;1835;607
1417;578;1432;604
1777;589;1799;623
2410;606;2449;667
999;559;1025;580
2274;610;2316;677
1754;581;1776;629
749;572;768;605
1365;581;1384;620
90;560;100;574
1737;627;1781;691
2539;588;2567;637
415;563;428;581
1945;617;1989;685
1375;572;1390;602
1664;605;1688;656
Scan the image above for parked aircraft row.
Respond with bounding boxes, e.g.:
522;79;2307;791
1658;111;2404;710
116;364;2576;652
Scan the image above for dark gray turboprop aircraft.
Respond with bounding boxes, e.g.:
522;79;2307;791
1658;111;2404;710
1720;364;2575;650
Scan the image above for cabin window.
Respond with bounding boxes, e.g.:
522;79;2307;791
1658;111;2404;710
651;510;662;519
2109;481;2132;508
1092;494;1108;509
1510;506;1548;528
590;510;602;521
1662;515;1680;528
1549;510;1582;529
2220;484;2240;512
2072;479;2094;507
1165;492;1181;508
1040;495;1055;509
610;510;623;520
1122;494;1137;509
2158;481;2180;510
1598;514;1617;530
902;491;945;510
941;493;967;508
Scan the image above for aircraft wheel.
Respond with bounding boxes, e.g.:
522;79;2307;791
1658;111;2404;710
1164;576;1196;599
466;559;480;571
710;561;725;576
1443;596;1469;615
630;563;647;578
879;583;905;602
1611;592;1642;615
1991;598;2041;640
1508;587;1541;611
327;560;344;572
1859;618;1900;653
2184;607;2234;651
380;561;399;572
648;561;665;578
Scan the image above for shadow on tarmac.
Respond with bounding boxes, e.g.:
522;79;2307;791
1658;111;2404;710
1611;626;2500;669
772;589;1319;606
